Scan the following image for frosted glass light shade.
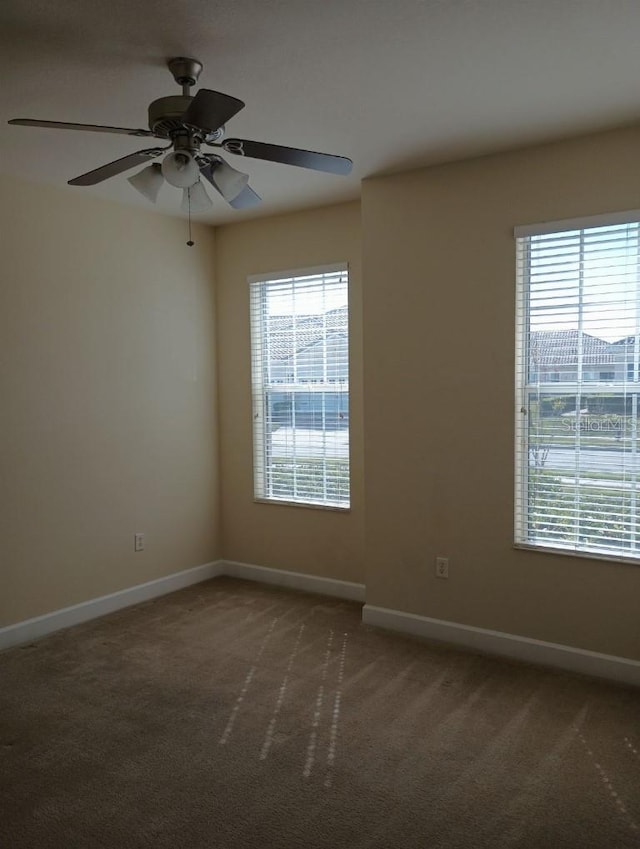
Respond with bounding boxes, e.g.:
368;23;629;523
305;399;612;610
161;152;200;188
127;163;163;203
210;159;249;201
181;180;213;214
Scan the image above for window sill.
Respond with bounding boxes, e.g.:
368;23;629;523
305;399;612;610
253;497;350;513
514;542;640;567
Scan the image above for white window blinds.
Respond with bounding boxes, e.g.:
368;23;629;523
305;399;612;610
249;265;350;508
515;212;640;560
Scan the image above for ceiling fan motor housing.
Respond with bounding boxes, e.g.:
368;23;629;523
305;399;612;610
148;96;194;137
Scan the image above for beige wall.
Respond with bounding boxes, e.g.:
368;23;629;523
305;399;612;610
362;125;640;661
0;175;220;626
5;125;639;662
215;202;364;583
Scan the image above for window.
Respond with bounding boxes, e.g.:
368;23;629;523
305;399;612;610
515;211;640;561
249;264;349;508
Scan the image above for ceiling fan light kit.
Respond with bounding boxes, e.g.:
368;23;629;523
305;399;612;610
127;163;164;203
160;151;200;188
207;158;249;202
8;56;353;243
181;181;214;214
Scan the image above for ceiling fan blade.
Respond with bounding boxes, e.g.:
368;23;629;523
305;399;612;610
183;89;245;133
9;118;153;137
220;139;352;175
68;148;166;186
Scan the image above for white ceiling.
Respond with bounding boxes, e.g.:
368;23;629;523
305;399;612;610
2;0;640;226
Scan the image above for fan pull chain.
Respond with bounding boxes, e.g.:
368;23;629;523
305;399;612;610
186;186;195;247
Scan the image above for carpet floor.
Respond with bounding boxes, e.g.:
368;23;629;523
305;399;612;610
1;577;639;848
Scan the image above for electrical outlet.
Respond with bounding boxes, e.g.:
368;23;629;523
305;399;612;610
134;533;145;552
435;556;449;579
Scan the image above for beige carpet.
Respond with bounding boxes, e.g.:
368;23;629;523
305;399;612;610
1;577;639;848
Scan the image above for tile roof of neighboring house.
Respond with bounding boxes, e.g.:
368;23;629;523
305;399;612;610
611;335;637;347
529;330;614;366
268;307;347;361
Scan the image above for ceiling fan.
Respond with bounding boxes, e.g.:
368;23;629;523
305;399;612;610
8;57;353;217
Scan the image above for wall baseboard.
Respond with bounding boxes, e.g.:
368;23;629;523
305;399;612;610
0;560;365;651
362;604;640;688
0;561;224;651
221;560;366;603
4;560;637;688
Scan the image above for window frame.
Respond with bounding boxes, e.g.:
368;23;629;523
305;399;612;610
248;263;350;511
514;209;640;565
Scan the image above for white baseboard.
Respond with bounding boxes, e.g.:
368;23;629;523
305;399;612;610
5;559;636;689
0;560;365;651
0;561;223;651
362;604;640;688
221;559;366;602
